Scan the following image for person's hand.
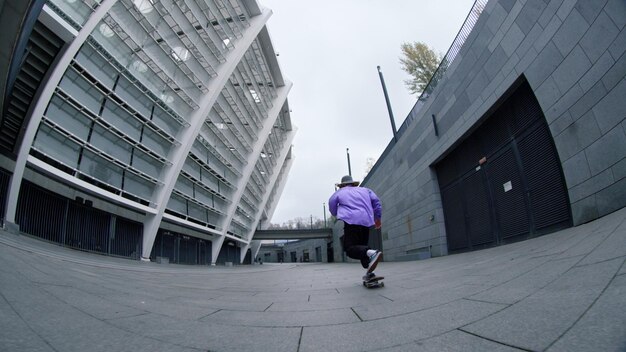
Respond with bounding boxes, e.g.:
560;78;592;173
375;219;381;229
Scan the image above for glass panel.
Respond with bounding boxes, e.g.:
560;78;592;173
213;196;227;213
188;202;207;223
90;21;133;69
157;90;190;120
234;210;249;228
229;222;245;238
141;127;170;156
200;172;218;191
167;193;187;215
175;176;194;197
48;0;92;28
194;187;213;207
190;140;209;162
182;159;201;180
123;172;154;200
59;69;104;114
32;125;80;169
45;96;91;141
238;199;253;215
75;44;118;90
89;125;132;164
131;148;162;179
208;158;225;179
152;105;182;136
207;209;222;229
115;78;152;118
79;150;123;188
101;100;141;140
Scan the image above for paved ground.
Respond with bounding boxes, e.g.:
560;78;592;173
0;208;625;352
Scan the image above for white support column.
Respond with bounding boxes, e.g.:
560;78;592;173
250;240;262;262
239;242;251;264
210;235;225;265
4;0;118;227
244;128;296;242
264;154;295;224
219;81;292;239
141;10;273;261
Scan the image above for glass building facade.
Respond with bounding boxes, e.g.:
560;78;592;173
0;0;295;264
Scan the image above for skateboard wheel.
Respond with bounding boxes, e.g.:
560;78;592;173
381;282;385;287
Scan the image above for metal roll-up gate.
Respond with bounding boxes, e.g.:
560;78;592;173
436;80;572;253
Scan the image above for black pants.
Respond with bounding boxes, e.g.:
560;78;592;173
343;223;371;268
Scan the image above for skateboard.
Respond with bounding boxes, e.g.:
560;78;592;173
362;274;384;288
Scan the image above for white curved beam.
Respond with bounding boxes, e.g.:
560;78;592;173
250;240;263;262
243;126;296;245
141;9;273;260
214;81;291;264
240;243;251;264
263;150;295;225
220;81;291;233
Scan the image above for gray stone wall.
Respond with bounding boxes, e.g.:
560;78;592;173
257;239;331;263
363;0;626;261
257;244;282;263
283;239;328;262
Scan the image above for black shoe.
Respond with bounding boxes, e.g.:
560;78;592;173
362;272;375;281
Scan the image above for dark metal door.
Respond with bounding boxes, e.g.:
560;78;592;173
463;168;494;246
488;147;530;239
441;182;469;251
517;123;572;232
436;80;571;253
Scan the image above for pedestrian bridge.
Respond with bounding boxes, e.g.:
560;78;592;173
253;228;332;240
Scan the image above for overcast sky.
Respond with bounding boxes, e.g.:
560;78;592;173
261;0;476;224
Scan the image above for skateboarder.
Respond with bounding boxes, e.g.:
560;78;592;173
329;175;383;276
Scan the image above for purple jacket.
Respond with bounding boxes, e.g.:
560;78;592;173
329;186;382;227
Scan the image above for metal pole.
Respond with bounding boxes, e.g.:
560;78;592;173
346;148;352;176
323;203;327;228
377;66;398;142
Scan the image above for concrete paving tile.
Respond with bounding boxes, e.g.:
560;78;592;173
204;307;359;327
352;283;486;321
552;228;614;260
0;271;186;352
299;299;506;352
4;253;72;287
378;329;523;352
1;207;624;352
469;256;581;304
308;288;391;305
111;313;301;352
462;258;623;351
0;293;54;352
267;295;392;312
114;295;221;320
182;296;273;312
472;256;555;288
547;273;626;352
589;207;626;232
249;291;310;303
41;285;148;321
576;215;626;266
